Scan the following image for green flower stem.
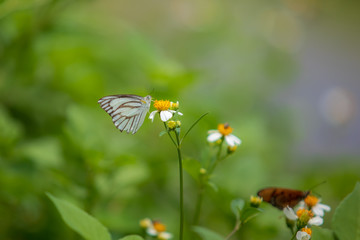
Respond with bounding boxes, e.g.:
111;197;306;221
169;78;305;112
174;130;184;240
163;122;177;147
193;137;225;225
193;182;205;225
209;137;224;174
290;231;297;240
224;220;242;240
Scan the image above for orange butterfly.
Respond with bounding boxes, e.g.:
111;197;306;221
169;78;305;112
257;187;310;210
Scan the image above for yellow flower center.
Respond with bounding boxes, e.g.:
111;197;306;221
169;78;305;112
217;123;233;136
296;209;314;218
301;227;312;236
153;221;166;232
154;100;170;111
304;195;319;208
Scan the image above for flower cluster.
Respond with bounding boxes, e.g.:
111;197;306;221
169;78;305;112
149;100;182;124
283;195;330;239
140;218;172;240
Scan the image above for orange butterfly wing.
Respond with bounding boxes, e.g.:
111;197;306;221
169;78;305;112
257;187;309;209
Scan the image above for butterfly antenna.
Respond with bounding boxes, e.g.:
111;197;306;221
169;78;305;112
308;180;327;191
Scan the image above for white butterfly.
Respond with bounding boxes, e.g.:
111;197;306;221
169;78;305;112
98;94;152;134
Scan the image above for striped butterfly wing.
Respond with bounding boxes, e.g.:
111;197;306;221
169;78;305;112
98;94;151;134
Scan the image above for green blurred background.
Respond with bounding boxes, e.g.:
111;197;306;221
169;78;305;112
1;0;359;239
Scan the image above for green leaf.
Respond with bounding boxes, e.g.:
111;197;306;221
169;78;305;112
311;227;334;240
47;193;111;240
207;181;218;192
119;235;144;240
240;207;262;224
193;226;224;240
231;198;245;220
159;130;168;137
182;158;202;182
332;182;360;240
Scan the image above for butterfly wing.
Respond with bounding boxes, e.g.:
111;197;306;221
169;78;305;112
257;187;308;209
98;94;151;134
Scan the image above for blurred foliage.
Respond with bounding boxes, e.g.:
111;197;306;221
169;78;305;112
0;0;359;239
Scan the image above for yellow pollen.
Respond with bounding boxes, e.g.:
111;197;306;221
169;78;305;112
304;195;319;208
296;209;314;218
154;100;170;111
301;227;312;236
153;221;166;232
217;123;233;136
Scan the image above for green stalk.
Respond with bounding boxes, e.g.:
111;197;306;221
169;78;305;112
175;130;184;240
224;220;242;240
193;137;224;225
290;231;297;240
193;183;205;225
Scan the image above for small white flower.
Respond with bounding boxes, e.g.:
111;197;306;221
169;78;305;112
296;231;311;240
283;206;323;226
207;123;241;147
143;219;172;239
149;100;183;122
302;196;331;217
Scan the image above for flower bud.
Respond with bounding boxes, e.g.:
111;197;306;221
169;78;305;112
250;195;263;208
227;145;237;154
167;120;176;130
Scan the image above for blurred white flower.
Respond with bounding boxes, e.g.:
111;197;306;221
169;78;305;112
207;123;241;147
283;206;323;226
296;230;311;240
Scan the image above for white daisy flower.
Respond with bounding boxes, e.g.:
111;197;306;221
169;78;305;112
207;123;241;147
283;206;323;226
296;227;312;240
149;100;183;122
303;195;331;217
141;219;172;240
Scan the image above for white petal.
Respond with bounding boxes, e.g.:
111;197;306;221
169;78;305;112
207;130;218;134
207;132;222;142
283;206;298;220
312;206;325;217
317;203;331;212
309;216;323;226
160;110;173;122
225;135;242;147
146;227;157;236
177;111;183;116
158;232;173;240
296;231;311;240
149;111;157;122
